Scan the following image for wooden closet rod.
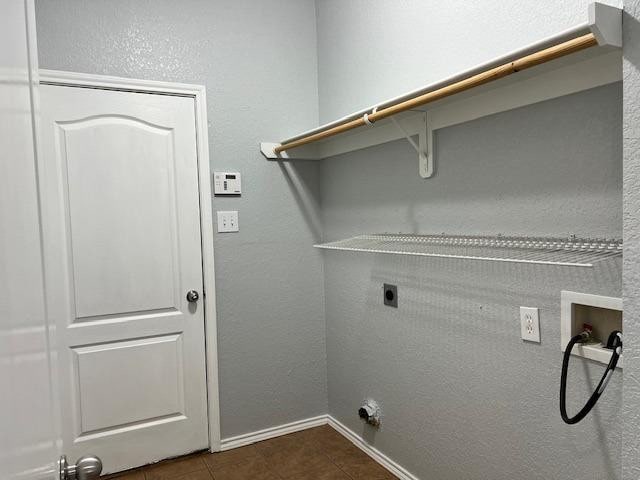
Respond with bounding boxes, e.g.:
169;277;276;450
274;32;598;154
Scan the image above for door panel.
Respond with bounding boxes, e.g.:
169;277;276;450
60;116;179;319
39;84;208;473
72;334;185;436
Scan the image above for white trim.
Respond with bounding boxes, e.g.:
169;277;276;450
38;70;222;452
328;416;420;480
193;85;223;453
39;69;205;97
219;414;419;480
220;415;329;451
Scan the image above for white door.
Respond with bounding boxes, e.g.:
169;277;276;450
38;84;209;474
1;1;59;479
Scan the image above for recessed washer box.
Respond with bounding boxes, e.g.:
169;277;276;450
561;291;622;367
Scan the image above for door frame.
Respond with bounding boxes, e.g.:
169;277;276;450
38;69;222;452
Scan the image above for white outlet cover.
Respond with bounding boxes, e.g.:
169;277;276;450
217;210;239;233
520;306;540;343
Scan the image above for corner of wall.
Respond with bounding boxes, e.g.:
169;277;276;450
622;2;640;478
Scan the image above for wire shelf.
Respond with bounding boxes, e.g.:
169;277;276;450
314;234;622;267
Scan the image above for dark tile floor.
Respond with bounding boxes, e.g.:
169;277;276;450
105;425;397;480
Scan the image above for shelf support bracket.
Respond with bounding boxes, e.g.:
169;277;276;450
425;111;434;179
389;112;433;178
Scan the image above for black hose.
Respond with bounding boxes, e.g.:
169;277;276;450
560;331;622;425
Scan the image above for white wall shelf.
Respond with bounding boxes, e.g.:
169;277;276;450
315;234;622;267
261;3;622;178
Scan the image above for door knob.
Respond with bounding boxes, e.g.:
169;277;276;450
186;290;199;303
59;455;102;480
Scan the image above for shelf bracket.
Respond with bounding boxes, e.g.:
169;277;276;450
425;111;434;179
389;112;433;178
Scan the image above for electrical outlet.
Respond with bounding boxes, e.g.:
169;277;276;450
520;306;540;343
217;210;239;233
383;284;397;308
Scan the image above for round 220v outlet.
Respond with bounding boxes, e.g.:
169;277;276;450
383;284;398;308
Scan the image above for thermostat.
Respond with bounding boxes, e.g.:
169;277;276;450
213;172;241;195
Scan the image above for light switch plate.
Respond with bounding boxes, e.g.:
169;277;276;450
520;306;540;343
217;211;239;233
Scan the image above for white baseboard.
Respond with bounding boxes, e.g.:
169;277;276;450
327;416;419;480
219;415;329;451
220;414;418;480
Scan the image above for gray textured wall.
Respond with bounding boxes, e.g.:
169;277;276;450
317;2;623;479
322;86;622;240
34;0;327;439
623;1;640;479
321;86;623;480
